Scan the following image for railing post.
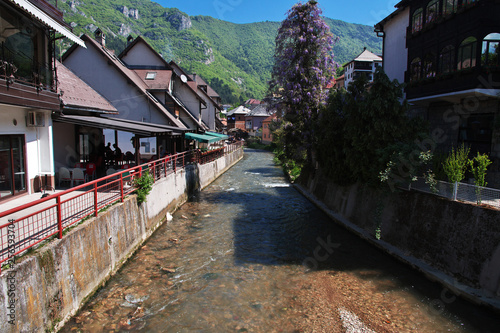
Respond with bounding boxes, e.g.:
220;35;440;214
120;173;124;202
453;182;458;201
56;196;63;239
153;162;156;182
94;182;98;217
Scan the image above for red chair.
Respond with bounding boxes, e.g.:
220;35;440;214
75;162;84;168
86;163;96;181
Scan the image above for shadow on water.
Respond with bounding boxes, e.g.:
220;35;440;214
197;149;500;332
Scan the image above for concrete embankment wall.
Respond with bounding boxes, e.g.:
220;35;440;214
296;168;500;310
0;149;243;333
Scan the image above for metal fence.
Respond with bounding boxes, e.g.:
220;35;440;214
410;177;500;208
0;143;243;271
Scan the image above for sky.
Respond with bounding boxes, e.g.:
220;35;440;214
157;0;400;26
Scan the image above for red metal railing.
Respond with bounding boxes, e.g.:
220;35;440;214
0;143;243;271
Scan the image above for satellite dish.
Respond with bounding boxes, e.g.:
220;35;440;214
180;75;187;83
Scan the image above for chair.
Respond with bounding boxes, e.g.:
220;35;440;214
106;168;118;184
74;162;84;168
106;168;117;176
86;163;97;181
58;167;71;187
71;168;85;187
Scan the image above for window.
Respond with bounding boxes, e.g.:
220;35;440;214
426;0;440;24
145;72;157;80
0;135;26;200
457;37;477;70
439;45;455;73
482;33;500;67
412;8;423;33
458;114;493;155
410;57;422;81
423;53;436;78
444;0;457;16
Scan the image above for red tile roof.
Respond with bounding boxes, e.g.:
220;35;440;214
245;99;261;105
57;61;118;113
133;69;173;90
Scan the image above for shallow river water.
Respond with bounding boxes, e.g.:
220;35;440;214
62;149;500;332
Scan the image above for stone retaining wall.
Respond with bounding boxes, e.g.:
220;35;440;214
297;167;500;310
0;149;243;332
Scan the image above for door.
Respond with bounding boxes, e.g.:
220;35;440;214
0;135;26;199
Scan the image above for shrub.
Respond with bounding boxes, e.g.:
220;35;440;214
442;144;470;183
134;171;154;205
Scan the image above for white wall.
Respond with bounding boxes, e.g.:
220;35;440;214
200;93;216;131
0;104;53;194
382;7;409;86
173;79;201;121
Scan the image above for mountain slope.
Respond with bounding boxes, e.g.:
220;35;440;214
52;0;381;103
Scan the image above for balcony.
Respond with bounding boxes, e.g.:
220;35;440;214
405;66;500;101
354;62;373;71
0;47;59;110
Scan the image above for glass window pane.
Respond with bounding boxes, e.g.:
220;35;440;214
11;136;25;194
0;137;13;198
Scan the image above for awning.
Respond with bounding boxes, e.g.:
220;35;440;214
101;117;185;136
205;132;229;140
9;0;86;48
53;115;173;137
184;132;220;143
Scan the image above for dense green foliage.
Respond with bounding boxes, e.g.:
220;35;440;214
442;144;470;184
134;170;153;205
315;69;429;187
468;152;493;204
49;0;380;104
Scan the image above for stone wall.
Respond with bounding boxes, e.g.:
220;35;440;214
297;168;500;309
0;149;243;332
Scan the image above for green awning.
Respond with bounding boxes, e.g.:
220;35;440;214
184;132;220;143
205;132;229;140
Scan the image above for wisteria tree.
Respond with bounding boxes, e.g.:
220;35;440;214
269;0;337;169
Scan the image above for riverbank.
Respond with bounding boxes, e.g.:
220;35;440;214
294;167;500;314
59;149;500;332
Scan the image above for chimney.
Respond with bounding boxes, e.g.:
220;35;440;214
192;73;196;81
127;35;134;46
95;28;106;47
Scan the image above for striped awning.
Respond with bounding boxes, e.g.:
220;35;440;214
9;0;86;48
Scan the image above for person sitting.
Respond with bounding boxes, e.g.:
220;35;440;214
113;143;122;165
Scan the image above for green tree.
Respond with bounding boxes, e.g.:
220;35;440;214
442;144;470;183
468;152;493;204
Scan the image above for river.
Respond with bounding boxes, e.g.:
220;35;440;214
61;149;500;332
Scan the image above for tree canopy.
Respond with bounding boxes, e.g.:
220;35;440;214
269;0;337;166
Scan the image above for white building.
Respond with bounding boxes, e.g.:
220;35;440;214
343;48;383;88
0;0;84;200
375;5;410;89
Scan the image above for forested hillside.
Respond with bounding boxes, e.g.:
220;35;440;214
51;0;381;103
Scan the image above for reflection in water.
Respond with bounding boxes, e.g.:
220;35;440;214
62;149;500;332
